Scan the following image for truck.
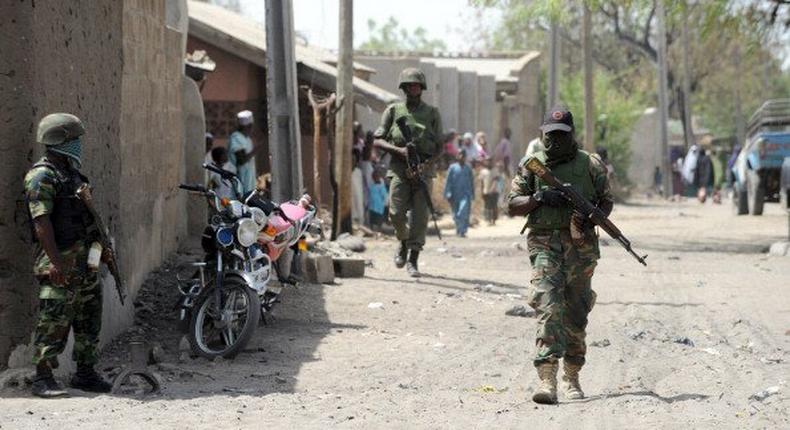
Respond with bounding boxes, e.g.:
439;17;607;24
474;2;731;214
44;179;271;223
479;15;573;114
733;99;790;215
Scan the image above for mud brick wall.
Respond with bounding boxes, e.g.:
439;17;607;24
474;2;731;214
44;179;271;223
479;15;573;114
0;0;186;368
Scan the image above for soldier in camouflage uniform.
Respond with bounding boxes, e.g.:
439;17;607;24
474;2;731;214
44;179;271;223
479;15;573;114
24;113;113;397
373;68;443;278
508;107;613;404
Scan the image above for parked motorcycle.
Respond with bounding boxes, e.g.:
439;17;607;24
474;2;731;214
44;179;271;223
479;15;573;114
176;163;318;358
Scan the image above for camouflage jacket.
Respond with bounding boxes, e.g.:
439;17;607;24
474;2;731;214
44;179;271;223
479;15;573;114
24;157;94;288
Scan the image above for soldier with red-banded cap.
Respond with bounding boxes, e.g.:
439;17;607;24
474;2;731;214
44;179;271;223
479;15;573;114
508;106;614;404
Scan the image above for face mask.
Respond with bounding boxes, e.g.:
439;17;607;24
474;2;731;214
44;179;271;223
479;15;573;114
543;132;576;162
49;137;83;169
68;157;82;170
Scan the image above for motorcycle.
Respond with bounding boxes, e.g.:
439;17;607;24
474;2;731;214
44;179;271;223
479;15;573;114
176;163;318;358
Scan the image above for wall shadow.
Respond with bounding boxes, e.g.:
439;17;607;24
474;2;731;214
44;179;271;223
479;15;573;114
0;246;364;401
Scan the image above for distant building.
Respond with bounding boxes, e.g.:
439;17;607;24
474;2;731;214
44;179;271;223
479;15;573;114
187;0;398;203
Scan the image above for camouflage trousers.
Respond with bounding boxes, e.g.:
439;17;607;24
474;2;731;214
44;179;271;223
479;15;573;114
32;271;102;369
389;176;432;251
526;229;598;367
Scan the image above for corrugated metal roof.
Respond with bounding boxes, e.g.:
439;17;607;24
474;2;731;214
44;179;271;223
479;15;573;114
188;1;397;110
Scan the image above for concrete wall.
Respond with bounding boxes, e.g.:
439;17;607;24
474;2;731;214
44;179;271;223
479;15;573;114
629;108;659;190
419;61;439;107
356;56;418;96
0;0;186;369
438;67;460;132
458;72;479;135
477;75;496;141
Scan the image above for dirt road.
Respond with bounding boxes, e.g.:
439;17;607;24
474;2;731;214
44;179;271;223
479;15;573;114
2;198;788;429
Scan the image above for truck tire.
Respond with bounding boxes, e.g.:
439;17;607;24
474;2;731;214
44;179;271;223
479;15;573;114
734;183;749;215
747;170;764;216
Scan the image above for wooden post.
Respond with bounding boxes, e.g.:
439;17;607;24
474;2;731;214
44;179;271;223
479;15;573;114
265;0;303;202
547;21;560;110
582;3;595;152
333;0;354;237
307;89;336;210
681;2;695;150
656;0;672;196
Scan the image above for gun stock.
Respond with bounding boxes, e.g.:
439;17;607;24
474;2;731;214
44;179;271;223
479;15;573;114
524;158;647;266
75;184;127;304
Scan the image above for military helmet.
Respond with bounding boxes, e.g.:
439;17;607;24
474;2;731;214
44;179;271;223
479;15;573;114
36;113;85;146
398;67;427;90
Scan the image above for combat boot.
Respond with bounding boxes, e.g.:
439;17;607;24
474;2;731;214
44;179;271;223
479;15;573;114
562;362;584;400
406;250;420;278
394;241;408;268
532;362;558;404
31;374;68;398
70;366;112;393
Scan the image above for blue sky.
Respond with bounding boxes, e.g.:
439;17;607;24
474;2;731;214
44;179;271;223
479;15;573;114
239;0;499;52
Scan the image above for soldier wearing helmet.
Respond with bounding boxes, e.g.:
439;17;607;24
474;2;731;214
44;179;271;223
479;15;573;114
373;67;443;277
23;113;113;397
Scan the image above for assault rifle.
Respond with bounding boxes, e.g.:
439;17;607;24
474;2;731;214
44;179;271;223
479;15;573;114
395;116;442;240
75;184;127;304
523;158;647;266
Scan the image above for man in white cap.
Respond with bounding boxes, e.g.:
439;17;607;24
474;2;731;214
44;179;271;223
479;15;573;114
228;110;258;194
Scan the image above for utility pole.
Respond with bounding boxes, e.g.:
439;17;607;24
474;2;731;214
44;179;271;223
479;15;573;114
547;20;560;110
734;44;745;147
582;3;595;152
656;0;672;197
681;2;695;150
265;0;303;202
333;0;354;237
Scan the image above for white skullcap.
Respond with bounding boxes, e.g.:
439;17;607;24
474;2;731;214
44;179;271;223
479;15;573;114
237;110;253;126
463;132;474;140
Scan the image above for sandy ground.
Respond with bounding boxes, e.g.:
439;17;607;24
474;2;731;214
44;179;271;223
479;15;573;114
1;197;789;429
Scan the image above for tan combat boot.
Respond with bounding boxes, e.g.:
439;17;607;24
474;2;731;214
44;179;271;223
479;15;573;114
532;362;558;404
562;362;584;400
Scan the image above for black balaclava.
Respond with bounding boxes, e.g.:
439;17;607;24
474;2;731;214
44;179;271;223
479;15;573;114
543;130;577;166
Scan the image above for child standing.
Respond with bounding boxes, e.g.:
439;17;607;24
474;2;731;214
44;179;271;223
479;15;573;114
368;170;388;231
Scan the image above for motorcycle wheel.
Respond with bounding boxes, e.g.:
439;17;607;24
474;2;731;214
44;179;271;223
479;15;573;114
188;277;261;359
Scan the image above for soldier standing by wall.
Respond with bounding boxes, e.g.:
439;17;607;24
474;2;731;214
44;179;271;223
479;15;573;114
373;68;443;278
24;113;113;398
507;107;613;404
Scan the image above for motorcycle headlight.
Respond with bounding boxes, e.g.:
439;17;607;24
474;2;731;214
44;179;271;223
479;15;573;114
236;218;261;247
216;227;234;248
228;200;245;218
249;207;269;228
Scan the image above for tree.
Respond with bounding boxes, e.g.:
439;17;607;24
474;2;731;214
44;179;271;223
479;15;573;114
472;0;790;138
357;17;447;52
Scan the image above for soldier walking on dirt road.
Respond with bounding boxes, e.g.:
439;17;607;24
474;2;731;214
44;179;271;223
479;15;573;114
373;68;443;278
507;107;613;404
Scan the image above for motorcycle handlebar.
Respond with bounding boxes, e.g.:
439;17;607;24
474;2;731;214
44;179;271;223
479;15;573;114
202;163;238;180
179;184;208;193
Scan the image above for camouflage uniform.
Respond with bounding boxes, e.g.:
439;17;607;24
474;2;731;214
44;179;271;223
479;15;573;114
373;71;443;252
25;157;102;370
509;149;611;367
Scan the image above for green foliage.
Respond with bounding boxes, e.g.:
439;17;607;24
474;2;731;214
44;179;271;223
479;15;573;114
559;71;647;184
358;17;447;52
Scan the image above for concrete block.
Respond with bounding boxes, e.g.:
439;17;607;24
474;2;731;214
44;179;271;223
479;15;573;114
303;253;335;284
333;258;366;278
769;241;790;257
